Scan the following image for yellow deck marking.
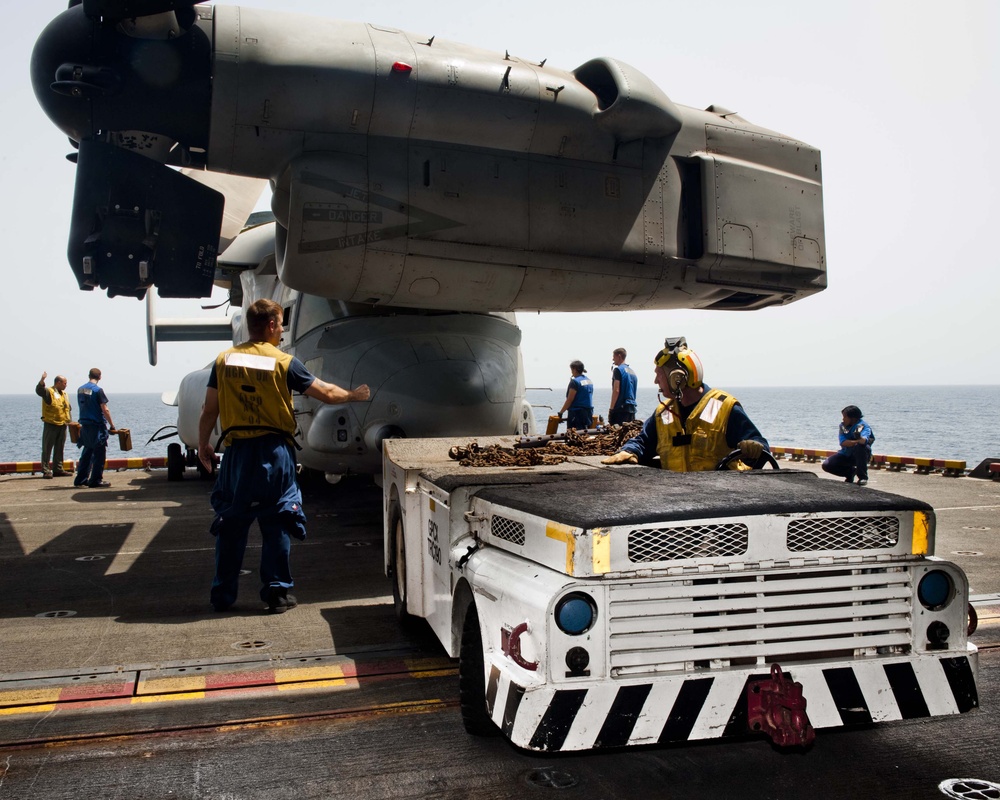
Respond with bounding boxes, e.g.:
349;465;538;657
277;678;358;692
405;656;455;678
0;687;63;707
137;675;207;694
274;665;348;685
131;691;206;704
0;703;58;716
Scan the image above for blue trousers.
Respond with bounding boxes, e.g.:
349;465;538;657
822;447;870;482
75;424;108;486
208;435;307;608
567;407;594;430
211;512;294;607
608;408;636;425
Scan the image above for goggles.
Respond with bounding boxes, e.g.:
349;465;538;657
654;349;676;369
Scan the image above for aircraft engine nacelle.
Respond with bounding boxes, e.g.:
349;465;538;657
31;3;225;299
32;3;826;311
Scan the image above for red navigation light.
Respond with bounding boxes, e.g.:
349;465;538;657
392;62;413;73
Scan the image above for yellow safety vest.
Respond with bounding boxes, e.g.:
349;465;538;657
654;388;744;472
215;341;296;444
41;387;72;426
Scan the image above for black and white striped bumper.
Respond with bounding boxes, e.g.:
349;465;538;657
486;650;979;752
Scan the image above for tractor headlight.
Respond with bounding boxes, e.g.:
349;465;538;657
917;570;954;611
554;592;597;635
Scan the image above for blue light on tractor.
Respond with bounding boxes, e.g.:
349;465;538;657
918;570;953;610
555;593;597;635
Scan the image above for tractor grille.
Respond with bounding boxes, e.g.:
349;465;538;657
607;566;912;678
490;515;526;546
787;516;899;551
628;523;749;562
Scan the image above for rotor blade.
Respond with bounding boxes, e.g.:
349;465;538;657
181;170;268;252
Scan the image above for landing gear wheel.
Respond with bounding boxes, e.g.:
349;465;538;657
459;604;499;737
715;448;780;471
388;502;415;626
167;443;184;481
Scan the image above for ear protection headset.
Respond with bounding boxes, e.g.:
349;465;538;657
654;337;704;399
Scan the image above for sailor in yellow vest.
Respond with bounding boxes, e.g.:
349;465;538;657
35;371;73;478
198;299;371;614
601;337;770;471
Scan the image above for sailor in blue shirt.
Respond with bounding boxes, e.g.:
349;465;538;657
821;405;875;485
608;347;638;425
558;360;594;431
74;368;117;488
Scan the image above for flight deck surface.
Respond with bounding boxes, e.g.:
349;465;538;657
0;460;997;798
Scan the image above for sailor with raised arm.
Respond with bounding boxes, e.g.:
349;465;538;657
198;298;370;614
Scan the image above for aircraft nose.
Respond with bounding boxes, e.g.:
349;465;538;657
31;4;212;153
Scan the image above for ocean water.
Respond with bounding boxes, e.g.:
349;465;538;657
1;386;997;467
0;393;180;464
527;385;1000;468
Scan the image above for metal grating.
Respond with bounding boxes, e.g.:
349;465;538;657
628;523;749;562
607;567;913;678
787;516;899;552
491;515;526;546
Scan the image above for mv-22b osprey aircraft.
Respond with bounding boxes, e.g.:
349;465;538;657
31;0;826;479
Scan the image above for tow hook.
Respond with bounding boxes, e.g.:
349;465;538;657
501;621;538;671
747;663;816;748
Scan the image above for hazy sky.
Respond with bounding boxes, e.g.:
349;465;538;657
8;0;998;396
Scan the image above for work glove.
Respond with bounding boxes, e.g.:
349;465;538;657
601;451;638;465
738;440;764;461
